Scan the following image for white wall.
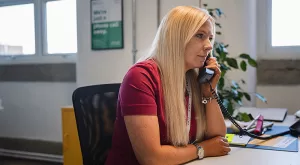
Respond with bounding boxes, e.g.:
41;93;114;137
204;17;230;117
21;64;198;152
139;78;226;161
76;0;133;86
0;82;76;142
256;86;300;114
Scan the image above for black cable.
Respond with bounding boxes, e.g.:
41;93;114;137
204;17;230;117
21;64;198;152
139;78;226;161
207;80;290;140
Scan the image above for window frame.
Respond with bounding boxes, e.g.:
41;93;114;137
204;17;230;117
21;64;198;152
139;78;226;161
257;0;300;59
0;0;76;64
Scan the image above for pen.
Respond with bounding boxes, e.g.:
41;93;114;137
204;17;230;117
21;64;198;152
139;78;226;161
262;128;267;134
248;122;273;133
245;114;261;130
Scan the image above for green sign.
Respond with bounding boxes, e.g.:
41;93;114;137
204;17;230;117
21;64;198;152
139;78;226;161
91;0;123;50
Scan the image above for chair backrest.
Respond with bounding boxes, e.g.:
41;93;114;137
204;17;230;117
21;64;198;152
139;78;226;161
72;83;121;165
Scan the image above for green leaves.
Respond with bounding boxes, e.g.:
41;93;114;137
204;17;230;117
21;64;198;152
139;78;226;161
204;5;224;18
219;52;226;61
215;8;223;17
218;77;225;90
239;53;250;59
231;80;240;89
240;60;247;71
227;101;234;116
215;42;228;54
235;112;252;122
243;92;251;101
226;58;238;69
241;79;246;84
248;58;257;67
239;53;257;67
215;23;222;28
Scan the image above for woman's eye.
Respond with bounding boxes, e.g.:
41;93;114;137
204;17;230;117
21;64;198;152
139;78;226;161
196;34;204;39
209;38;213;41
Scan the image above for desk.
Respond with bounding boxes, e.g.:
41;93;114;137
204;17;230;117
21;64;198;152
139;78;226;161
187;115;300;165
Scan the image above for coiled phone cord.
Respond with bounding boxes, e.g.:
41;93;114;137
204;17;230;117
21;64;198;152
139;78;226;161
207;80;290;140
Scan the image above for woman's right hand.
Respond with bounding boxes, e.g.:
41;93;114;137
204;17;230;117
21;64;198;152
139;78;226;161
199;136;231;157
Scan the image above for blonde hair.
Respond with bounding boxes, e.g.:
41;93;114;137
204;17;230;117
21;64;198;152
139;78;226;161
139;6;215;146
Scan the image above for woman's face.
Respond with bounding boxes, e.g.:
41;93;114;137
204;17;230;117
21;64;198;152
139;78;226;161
184;20;214;71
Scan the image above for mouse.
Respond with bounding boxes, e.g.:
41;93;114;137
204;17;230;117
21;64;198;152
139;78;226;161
295;110;300;118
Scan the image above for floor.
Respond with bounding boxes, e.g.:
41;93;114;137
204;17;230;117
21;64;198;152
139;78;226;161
0;157;62;165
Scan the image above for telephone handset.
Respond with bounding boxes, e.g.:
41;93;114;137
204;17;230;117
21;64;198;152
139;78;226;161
197;55;215;84
197;68;214;84
197;56;292;140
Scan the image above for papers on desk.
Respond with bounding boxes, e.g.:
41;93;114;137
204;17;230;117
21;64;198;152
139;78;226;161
248;135;297;148
225;134;251;146
246;126;298;152
226;126;298;152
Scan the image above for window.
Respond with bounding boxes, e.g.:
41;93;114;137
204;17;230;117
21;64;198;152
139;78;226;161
0;0;77;58
0;3;35;55
46;0;77;54
257;0;300;58
272;0;300;47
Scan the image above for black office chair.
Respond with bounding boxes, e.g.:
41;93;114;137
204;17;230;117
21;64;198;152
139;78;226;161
72;83;121;165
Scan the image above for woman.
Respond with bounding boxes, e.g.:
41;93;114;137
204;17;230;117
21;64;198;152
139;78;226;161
106;6;230;165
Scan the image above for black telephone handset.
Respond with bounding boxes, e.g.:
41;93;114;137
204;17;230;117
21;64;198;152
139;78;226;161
197;56;215;83
197;57;294;139
197;68;214;84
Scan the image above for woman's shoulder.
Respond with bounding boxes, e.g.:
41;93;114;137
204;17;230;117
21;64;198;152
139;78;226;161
122;59;160;87
127;59;160;77
134;59;158;69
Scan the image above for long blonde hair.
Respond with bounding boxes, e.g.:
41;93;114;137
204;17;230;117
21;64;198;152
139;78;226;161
139;6;215;146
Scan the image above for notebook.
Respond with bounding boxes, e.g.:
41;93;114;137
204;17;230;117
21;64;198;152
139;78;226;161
225;134;251;146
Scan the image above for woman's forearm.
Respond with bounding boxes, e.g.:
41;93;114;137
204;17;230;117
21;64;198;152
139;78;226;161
146;144;197;165
205;99;227;138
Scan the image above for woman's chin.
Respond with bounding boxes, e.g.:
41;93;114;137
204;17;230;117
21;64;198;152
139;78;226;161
186;63;204;70
197;63;205;68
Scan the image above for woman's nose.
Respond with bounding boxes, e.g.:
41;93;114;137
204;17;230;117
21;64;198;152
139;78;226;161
204;43;212;51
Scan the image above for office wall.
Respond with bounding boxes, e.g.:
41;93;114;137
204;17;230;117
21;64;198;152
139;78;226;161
0;82;75;142
256;86;300;114
76;0;201;87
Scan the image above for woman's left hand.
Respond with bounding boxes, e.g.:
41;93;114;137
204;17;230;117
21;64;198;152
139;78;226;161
201;57;221;97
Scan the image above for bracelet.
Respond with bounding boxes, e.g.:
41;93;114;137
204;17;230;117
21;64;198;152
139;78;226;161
202;95;217;104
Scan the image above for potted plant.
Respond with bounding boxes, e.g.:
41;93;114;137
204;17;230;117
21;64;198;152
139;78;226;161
203;4;267;122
